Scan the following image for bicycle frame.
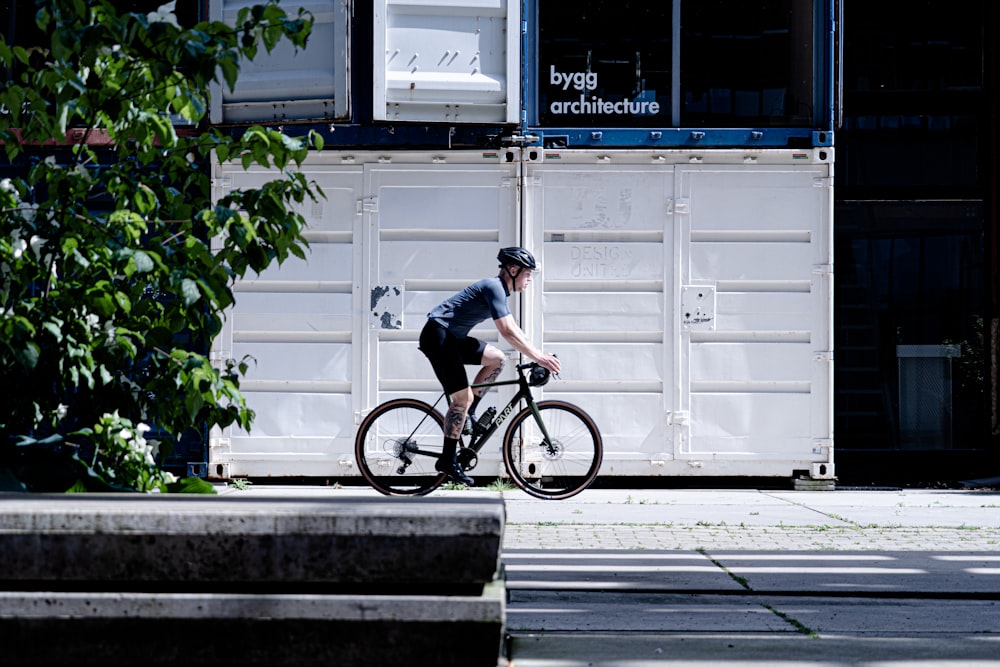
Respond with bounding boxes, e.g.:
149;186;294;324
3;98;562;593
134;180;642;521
428;362;553;459
355;359;602;498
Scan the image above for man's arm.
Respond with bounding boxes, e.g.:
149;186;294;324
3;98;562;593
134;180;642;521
494;314;561;374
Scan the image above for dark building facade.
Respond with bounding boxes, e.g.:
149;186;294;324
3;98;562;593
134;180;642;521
834;0;998;482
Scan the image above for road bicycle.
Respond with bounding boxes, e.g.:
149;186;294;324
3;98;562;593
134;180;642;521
354;360;603;499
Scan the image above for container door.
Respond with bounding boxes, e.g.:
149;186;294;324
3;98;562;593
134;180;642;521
209;0;350;123
362;150;522;474
373;0;520;123
522;150;679;475
675;153;834;477
210;157;363;478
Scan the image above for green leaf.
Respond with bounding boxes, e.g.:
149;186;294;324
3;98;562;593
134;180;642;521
17;341;40;369
163;477;218;494
42;322;64;342
65;479;89;493
114;291;132;313
180;278;200;306
132;250;155;273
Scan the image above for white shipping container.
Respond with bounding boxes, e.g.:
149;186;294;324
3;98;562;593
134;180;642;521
374;0;520;123
210;148;834;481
210;0;350;123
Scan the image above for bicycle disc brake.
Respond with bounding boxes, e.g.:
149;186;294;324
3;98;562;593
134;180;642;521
540;439;564;460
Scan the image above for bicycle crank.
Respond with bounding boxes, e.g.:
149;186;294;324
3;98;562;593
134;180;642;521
456;448;479;471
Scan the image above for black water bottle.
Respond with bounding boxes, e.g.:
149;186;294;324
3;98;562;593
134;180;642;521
474;407;497;436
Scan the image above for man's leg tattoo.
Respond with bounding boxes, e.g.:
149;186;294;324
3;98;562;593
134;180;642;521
444;407;465;439
477;363;504;393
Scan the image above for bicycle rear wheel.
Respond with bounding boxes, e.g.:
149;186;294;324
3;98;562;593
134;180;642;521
355;398;447;496
502;400;603;500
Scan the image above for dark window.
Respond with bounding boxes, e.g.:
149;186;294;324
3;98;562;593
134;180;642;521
833;0;989;454
839;0;984;197
835;202;987;450
681;0;815;127
533;0;817;128
535;0;673;127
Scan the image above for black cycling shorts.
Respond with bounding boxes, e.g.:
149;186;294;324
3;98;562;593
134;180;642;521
419;319;487;395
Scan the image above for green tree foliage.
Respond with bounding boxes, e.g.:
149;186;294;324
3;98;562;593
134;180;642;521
0;0;324;491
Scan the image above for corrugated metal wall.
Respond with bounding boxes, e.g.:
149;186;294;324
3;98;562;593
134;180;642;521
207;0;836;480
210;148;833;480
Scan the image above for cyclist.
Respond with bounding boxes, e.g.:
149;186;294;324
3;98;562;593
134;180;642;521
419;247;561;486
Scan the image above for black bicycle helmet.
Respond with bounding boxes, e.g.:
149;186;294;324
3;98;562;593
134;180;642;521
497;246;538;270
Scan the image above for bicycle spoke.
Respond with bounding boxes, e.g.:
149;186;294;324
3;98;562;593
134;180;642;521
355;399;447;496
503;401;603;499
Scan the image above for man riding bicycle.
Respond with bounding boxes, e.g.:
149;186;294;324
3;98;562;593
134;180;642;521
419;247;562;486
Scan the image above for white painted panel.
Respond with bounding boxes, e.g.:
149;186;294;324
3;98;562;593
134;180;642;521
232;392;351;439
374;0;519;122
714;292;813;331
690;242;817;282
688;393;812;455
676;159;833;476
543;293;663;333
363;153;521;474
210;157;363;478
523;152;676;476
689;342;814;382
210;0;349;123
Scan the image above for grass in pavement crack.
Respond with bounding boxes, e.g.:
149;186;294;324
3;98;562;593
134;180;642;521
763;604;820;638
698;548;751;590
697;548;819;639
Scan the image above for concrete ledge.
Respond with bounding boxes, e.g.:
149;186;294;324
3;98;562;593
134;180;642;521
0;494;504;589
0;492;507;666
1;583;505;666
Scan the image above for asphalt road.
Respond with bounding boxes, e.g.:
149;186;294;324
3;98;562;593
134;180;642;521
497;487;1000;667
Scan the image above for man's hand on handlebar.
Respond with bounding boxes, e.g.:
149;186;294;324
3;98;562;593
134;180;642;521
538;353;561;376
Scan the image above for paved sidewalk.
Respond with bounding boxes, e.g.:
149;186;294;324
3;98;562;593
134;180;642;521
217;484;1000;551
494;486;1000;667
499;487;1000;551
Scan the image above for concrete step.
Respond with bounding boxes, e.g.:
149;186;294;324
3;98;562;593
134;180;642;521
0;492;506;666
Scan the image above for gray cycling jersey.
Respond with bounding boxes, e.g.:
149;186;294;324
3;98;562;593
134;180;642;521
428;276;510;339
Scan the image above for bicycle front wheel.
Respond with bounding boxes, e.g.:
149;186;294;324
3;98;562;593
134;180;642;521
355;398;447;496
502;400;603;500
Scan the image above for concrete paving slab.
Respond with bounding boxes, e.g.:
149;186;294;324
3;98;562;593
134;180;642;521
709;551;1000;594
504;550;744;592
757;596;1000;635
507;591;791;633
764;490;1000;529
504;489;837;528
507;633;1000;666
